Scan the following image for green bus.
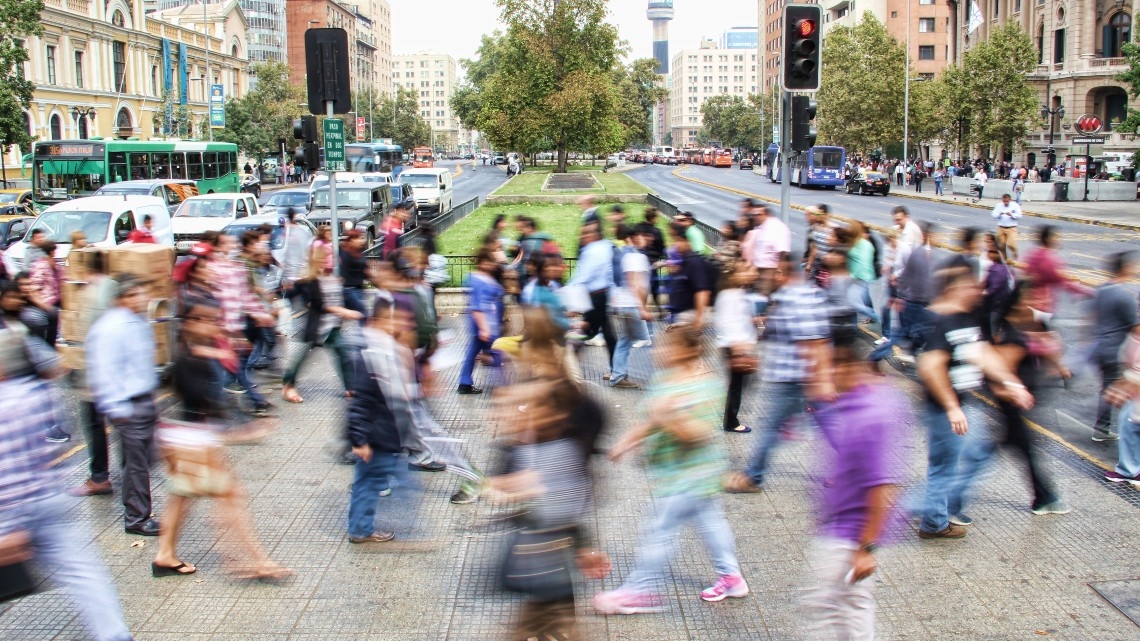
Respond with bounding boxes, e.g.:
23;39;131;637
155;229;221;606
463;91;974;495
31;139;240;208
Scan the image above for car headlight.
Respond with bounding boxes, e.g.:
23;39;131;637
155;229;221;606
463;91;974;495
342;220;353;231
428;196;439;204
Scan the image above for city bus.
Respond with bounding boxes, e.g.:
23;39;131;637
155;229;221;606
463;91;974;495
712;148;734;168
786;145;847;188
701;148;715;165
412;146;434;168
31;139;239;208
653;145;675;161
345;142;405;178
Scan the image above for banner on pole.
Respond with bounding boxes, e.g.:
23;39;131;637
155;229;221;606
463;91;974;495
209;84;225;129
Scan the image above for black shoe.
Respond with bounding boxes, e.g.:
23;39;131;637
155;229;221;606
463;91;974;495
45;429;72;443
408;461;446;472
125;518;161;536
457;385;483;395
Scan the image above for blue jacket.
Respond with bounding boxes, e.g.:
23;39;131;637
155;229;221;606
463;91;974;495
344;349;403;453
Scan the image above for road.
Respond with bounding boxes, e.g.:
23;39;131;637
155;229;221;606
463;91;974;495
632;162;1139;467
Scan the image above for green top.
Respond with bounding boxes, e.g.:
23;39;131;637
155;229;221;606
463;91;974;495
686;225;708;255
642;368;726;497
848;237;877;283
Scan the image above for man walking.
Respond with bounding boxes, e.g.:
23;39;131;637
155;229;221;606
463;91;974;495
991;193;1023;262
740;200;790;295
607;226;652;389
871;222;934;364
87;275;161;536
665;225;714;328
211;233;274;416
1091;252;1139;442
569;221;616;368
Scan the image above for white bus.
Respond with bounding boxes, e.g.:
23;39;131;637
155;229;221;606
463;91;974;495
653;145;676;159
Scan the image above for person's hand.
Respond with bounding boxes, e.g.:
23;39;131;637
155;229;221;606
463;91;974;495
478;329;490;342
0;530;32;566
850;549;877;583
351;444;372;463
1105;382;1134;408
640;309;653;322
947;406;968;435
1006;386;1034;411
577;548;612;579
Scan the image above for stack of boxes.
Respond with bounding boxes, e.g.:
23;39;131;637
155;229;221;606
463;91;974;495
57;244;177;370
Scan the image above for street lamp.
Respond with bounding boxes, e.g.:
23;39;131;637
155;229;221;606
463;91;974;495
1040;102;1065;167
71;106;95;139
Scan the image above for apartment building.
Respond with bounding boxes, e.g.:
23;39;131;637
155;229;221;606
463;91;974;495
669;39;761;146
391;52;462;151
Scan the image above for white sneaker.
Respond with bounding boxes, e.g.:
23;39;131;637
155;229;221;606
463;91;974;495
873;337;889;346
584;335;606;347
632;339;652;349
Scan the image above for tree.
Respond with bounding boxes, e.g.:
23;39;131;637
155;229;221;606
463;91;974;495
747;87;780;151
215;62;305;158
1116;15;1140;135
952;23;1038;159
450;33;509;134
0;0;44;166
612;58;667;148
701;95;763;150
817;14;906;154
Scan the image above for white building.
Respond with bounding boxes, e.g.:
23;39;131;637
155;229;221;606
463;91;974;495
669;39;759;147
391;52;464;152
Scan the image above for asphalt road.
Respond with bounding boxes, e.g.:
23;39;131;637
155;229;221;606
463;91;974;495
631;161;1137;468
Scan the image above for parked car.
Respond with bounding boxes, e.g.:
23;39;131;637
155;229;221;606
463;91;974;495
221;213;318;292
260;188;311;218
171;193;260;253
493;154;507;165
95;179;199;215
307;184;390;245
3;196;173;273
399;168;454;221
739;157;754;170
846;171;891;196
0;212;34;250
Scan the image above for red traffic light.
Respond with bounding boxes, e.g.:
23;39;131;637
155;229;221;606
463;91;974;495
797;19;817;37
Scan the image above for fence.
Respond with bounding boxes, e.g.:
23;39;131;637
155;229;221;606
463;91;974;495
646;192;724;247
433;255;578;288
363;196;481;257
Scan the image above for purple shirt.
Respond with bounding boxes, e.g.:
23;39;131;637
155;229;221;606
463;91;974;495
814;382;906;543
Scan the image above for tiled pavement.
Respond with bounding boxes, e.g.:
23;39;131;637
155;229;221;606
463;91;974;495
3;313;1140;641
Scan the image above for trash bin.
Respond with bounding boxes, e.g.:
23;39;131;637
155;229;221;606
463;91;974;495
1053;181;1068;202
1122;167;1136;182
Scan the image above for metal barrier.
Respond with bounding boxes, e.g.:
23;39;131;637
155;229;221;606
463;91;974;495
363;196;481;257
646;192;723;247
433;255;578;288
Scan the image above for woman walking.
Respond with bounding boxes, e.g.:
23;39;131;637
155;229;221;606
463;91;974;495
716;262;757;433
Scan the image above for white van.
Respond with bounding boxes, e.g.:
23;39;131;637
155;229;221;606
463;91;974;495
399;168;454;217
170;193;260;253
2;195;173;273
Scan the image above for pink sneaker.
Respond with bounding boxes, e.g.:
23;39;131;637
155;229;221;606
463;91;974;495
593;589;664;615
700;574;749;602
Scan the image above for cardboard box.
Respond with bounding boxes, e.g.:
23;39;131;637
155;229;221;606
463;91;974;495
65;248;106;282
58;343;85;371
59;310;87;343
60;281;87;311
153;321;173;366
106;245;175;281
146;279;174;302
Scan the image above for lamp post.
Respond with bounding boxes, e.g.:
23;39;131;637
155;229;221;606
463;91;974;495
1040;102;1064;168
71;106;95;139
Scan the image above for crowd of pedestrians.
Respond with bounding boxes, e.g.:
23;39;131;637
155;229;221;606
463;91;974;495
0;182;1134;641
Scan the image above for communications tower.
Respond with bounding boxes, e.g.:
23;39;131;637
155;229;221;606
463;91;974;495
647;0;674;74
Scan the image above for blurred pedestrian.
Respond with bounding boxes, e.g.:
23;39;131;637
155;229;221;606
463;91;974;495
458;247;504;394
569;220;616;361
716;261;758;433
69;252;118;496
608;225;651;389
339;229;368;317
27;240;61;347
127;215;157;244
1090;252;1138;442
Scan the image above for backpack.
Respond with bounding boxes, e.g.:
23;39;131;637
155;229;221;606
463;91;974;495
702;254;721;305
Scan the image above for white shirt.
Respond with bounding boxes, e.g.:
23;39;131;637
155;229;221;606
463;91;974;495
714;288;758;348
608;250;650;309
975;171;989;185
899;220;923;250
991;201;1023;227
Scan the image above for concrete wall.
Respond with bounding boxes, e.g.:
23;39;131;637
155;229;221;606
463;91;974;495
950;176;1138;201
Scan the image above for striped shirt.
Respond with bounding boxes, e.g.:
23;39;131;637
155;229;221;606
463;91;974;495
0;377;63;535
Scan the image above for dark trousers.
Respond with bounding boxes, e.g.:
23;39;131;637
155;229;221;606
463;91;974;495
998;398;1058;508
1096;361;1123;433
80;400;110;484
723;349;751;430
112;395;157;529
343;287;366;318
584;289;616;364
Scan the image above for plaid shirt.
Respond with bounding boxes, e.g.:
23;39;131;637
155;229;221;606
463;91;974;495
209;257;266;333
761;282;832;383
0;376;63;535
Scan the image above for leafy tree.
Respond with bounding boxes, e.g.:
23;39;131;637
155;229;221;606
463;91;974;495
612;58;667;148
747;87;780;151
701;95;764;150
0;0;44;167
450;33;508;133
1115;16;1140;134
215;62;305;158
817;14;906;154
952;23;1038;159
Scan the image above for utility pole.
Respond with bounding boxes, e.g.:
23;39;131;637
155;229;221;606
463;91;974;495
779;91;791;224
203;0;213;142
902;0;910;162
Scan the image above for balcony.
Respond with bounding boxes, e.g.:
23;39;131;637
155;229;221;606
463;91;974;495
1032;57;1129;78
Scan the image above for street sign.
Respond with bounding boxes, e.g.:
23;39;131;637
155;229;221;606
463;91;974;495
1069;144;1104;156
323;118;346;171
209;84;225;129
1072;136;1105;145
356;116;366;140
1075;114;1103;135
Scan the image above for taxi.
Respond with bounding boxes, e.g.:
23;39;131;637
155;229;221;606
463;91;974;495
0;209;35;250
0;188;34;207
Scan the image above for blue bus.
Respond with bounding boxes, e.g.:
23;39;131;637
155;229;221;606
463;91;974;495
764;143;779;180
345;142;405;178
790;146;846;188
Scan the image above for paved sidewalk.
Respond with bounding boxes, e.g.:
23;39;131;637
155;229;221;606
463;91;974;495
2;316;1139;640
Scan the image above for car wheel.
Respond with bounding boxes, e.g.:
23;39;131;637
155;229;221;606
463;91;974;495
859;186;865;195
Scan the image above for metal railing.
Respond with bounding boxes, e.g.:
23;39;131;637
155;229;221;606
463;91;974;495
433;255;578;288
363;196;480;257
646;192;724;247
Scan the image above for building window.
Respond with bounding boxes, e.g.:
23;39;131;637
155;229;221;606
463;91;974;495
919;0;934;4
74;51;84;88
113;41;127;92
1037;23;1044;63
1053;28;1065;63
111;10;124;27
918;45;935;60
50;114;62;140
78;115;89;139
919;18;935;32
46;46;57;85
1105;12;1132;58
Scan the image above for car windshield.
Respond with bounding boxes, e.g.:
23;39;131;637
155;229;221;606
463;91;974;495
265;191;310;208
0;193;19;204
312;189;371;208
863;172;886;179
400;174;438;188
176;199;235;217
30;210;112;243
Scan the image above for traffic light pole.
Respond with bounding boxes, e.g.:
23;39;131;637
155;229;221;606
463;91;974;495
327;99;340;274
779;90;791;225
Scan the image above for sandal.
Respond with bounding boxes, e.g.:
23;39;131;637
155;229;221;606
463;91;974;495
152;561;197;577
233;565;294;584
724;425;753;434
282;387;303;404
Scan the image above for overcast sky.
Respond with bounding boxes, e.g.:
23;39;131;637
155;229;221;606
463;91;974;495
391;0;758;67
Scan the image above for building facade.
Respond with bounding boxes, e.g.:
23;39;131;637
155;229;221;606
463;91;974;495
721;26;760;49
391;52;462;152
962;0;1136;161
3;0;250;174
285;0;356;89
154;0;288;66
669;39;760;146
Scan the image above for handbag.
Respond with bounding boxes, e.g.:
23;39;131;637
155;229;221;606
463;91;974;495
157;419;234;498
729;346;759;374
500;526;577;600
0;562;35;603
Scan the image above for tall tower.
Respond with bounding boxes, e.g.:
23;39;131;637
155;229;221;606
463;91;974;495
647;0;674;74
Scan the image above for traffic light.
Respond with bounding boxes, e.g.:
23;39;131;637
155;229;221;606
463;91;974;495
294;142;321;172
790;95;817;152
783;4;822;92
293;116;317;142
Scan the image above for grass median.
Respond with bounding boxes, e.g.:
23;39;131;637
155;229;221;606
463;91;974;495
490;168;648;197
437;202;652;255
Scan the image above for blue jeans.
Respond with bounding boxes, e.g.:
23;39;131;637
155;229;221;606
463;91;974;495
848;280;880;324
224;349;268;408
609;307;649;384
1116;403;1140;478
15;493;133;640
621;492;741;592
459;318;499;387
745;381;809;485
347;451;404;538
247;325;276;370
870;299;930;361
343;287;366;318
919;401;992;533
934;179;943;195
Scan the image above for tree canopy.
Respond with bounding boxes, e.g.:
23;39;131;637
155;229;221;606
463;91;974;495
215;62;306;157
0;0;44;158
1116;14;1140;135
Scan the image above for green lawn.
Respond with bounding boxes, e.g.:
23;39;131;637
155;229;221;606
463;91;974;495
437;202;653;255
490;170;648;197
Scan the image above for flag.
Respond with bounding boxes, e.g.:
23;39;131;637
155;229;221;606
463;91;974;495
968;0;984;33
